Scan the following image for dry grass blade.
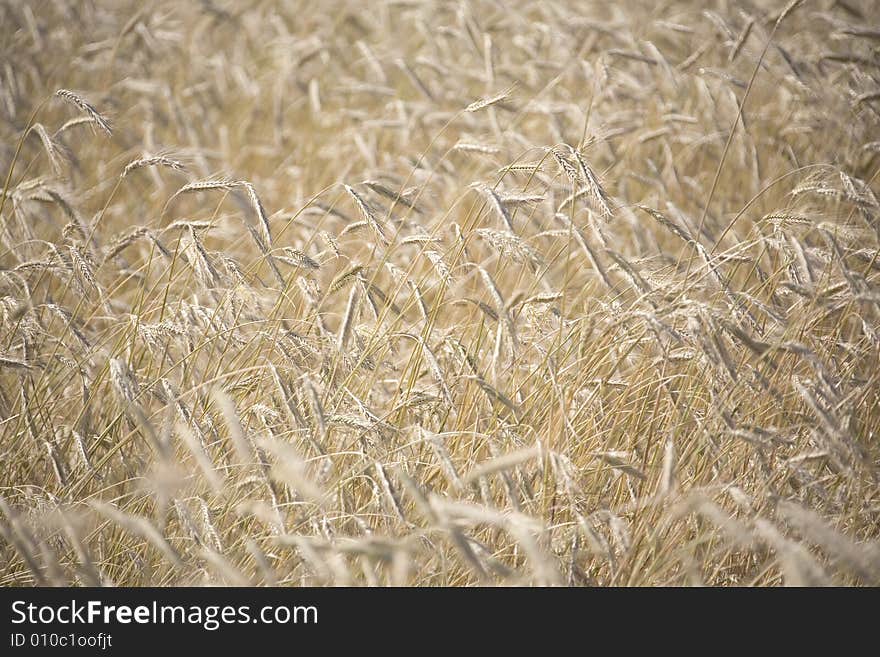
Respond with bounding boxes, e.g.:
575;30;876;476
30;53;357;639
90;502;183;568
463;446;542;484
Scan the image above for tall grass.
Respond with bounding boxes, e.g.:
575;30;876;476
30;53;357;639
1;0;878;586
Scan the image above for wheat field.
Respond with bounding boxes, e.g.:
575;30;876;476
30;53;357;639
1;0;879;587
